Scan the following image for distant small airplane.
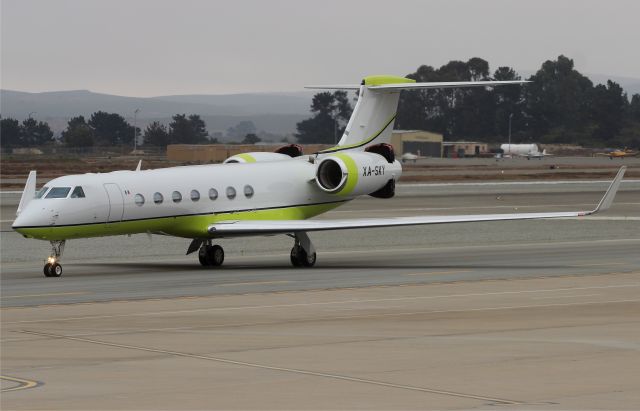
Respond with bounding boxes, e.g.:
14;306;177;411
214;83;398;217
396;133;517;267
401;152;424;163
499;144;552;160
595;148;639;159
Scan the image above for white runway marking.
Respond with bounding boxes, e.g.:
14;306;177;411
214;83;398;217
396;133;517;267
5;283;639;324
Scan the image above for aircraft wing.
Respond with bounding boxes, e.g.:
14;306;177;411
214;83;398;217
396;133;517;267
209;167;625;236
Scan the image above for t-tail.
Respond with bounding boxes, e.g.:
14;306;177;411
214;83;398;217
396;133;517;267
307;75;529;154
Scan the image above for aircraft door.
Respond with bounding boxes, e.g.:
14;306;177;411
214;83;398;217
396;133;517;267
103;183;124;222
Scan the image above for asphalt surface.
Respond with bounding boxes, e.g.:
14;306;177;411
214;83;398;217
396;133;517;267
2;179;639;307
2;178;640;410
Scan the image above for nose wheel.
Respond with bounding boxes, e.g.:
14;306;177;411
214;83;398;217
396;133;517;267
198;243;225;267
44;261;63;277
43;240;65;277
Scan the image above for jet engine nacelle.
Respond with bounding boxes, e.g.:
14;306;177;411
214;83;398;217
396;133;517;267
224;152;292;164
315;152;402;197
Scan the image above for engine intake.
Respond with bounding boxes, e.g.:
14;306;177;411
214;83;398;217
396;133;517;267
314;151;402;197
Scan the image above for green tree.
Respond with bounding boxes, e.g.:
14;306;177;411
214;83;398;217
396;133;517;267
590;80;628;141
21;118;54;146
88;111;136;145
241;133;261;144
493;67;524;138
61;116;94;147
295;91;353;144
143;121;170;147
629;94;640;122
169;114;209;144
397;57;499;139
0;117;22;147
524;55;593;142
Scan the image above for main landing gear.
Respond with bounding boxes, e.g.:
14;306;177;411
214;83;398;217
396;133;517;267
198;241;225;267
43;240;65;277
186;231;317;268
289;231;317;268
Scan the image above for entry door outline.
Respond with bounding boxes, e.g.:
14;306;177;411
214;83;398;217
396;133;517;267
103;183;124;222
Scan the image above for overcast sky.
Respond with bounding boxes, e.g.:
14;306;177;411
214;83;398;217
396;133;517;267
2;0;639;96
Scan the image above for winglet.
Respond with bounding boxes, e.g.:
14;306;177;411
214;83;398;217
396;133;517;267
17;170;37;216
135;160;142;171
591;166;626;214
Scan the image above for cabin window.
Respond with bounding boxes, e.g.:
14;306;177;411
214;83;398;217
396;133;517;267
244;185;254;198
172;191;182;203
134;194;145;206
46;187;71;199
153;192;164;204
209;188;218;201
35;186;49;199
70;186;86;198
190;189;200;202
226;186;236;200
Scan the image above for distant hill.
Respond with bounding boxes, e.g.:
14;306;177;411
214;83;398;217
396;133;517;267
0;89;314;138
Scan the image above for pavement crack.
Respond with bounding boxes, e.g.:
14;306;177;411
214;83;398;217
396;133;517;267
19;329;522;405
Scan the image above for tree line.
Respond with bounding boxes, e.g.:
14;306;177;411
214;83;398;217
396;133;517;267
0;112;214;148
296;55;640;148
0;112;266;149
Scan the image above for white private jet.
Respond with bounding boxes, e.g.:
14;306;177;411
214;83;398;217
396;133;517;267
13;75;626;277
499;143;553;160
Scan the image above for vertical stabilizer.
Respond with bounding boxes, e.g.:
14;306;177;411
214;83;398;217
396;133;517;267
320;75;414;153
17;170;37;216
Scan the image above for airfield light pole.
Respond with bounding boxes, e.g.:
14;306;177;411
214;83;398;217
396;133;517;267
508;113;513;157
133;108;140;151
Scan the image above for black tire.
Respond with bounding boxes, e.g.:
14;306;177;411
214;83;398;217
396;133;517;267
43;263;53;277
50;263;63;277
198;247;210;266
290;246;302;267
290;245;316;268
209;245;224;266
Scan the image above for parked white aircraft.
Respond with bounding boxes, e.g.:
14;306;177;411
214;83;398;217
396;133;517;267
13;75;626;277
500;143;552;160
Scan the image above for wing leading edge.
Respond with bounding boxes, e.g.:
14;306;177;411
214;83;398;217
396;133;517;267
208;167;626;236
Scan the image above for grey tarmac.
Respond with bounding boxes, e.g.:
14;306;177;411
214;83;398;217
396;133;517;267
1;177;639;410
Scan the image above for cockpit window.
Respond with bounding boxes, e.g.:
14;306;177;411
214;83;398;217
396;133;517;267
70;186;86;198
45;187;71;199
35;186;50;199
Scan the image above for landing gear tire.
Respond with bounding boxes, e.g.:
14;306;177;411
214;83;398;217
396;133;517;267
199;244;224;267
290;245;316;268
44;262;62;277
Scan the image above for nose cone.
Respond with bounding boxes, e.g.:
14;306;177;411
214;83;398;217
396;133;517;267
13;202;56;238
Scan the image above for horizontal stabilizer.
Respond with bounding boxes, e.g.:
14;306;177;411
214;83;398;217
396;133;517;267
306;80;529;91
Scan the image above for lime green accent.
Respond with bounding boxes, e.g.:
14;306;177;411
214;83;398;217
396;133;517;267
319;113;396;153
333;153;358;196
363;75;415;86
14;202;344;241
236;153;256;163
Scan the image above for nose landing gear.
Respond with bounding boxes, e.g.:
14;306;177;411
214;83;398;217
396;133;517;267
43;240;65;277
